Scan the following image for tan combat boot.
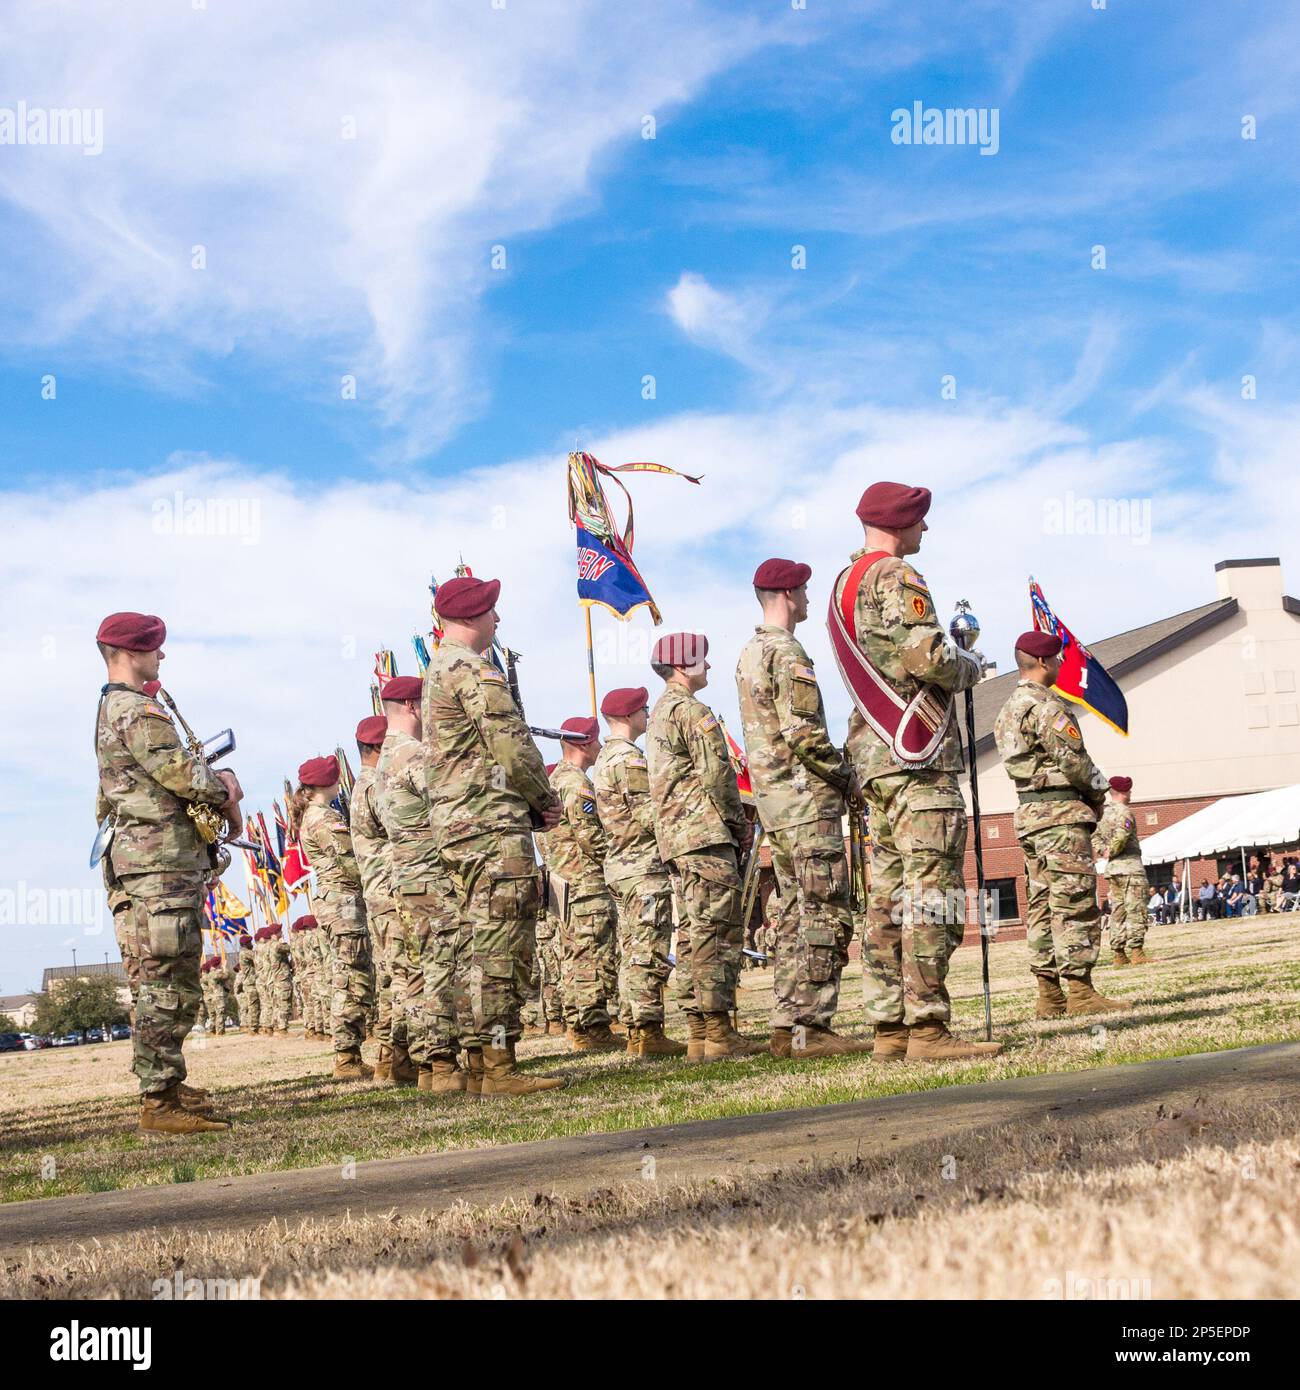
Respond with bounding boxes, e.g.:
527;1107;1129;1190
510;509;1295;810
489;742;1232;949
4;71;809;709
274;1027;290;1037
1065;974;1133;1016
609;1020;627;1037
702;1011;767;1060
175;1083;218;1115
418;1057;467;1094
464;1049;484;1096
372;1045;394;1083
389;1042;419;1086
1035;975;1068;1019
770;1027;793;1059
332;1049;374;1081
545;1020;566;1036
479;1045;566;1097
906;1021;1003;1061
685;1013;708;1063
571;1023;623;1053
140;1084;231;1135
1128;946;1153;964
633;1022;688;1058
1112;948;1131;967
624;1025;640;1053
872;1020;909;1061
789;1025;873;1058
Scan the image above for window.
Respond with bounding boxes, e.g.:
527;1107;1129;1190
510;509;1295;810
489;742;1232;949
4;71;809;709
984;877;1019;926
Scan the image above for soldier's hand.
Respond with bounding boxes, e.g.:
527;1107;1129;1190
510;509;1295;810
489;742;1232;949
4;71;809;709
538;803;562;830
217;768;244;806
846;769;864;808
739;820;754;855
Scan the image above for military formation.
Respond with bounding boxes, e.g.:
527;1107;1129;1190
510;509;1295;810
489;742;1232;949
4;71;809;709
92;480;1160;1137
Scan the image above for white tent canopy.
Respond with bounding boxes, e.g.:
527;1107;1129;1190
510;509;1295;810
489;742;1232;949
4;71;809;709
1141;784;1300;865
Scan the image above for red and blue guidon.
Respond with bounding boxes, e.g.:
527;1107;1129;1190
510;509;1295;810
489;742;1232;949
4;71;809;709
1030;577;1129;736
575;523;659;621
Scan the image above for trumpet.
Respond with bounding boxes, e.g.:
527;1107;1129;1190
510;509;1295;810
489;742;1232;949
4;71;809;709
155;686;237;846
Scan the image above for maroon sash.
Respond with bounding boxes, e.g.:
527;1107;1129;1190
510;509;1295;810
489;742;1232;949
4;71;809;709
828;552;952;768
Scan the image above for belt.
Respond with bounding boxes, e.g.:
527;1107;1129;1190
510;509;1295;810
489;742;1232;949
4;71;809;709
1017;787;1080;803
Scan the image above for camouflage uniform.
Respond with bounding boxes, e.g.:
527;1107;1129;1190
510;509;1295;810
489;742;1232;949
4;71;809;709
993;680;1111;981
105;865;139;1017
547;761;616;1030
835;553;982;1026
350;764;409;1052
313;924;334;1033
94;682;229;1095
736;625;856;1029
421;638;555;1046
214;964;235;1032
253;934;274;1029
591;736;675;1026
647;684;748;1016
235;941;260;1031
377;729;471;1061
266;930;293;1030
299;800;374;1053
1093;803;1150;952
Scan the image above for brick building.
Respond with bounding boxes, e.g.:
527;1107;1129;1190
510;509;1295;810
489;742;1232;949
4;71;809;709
958;557;1300;941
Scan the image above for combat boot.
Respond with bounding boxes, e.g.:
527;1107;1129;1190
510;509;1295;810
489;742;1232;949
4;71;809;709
1035;976;1068;1019
140;1084;231;1135
274;1027;290;1037
906;1021;1002;1061
1128;946;1153;964
1065;974;1133;1016
633;1022;688;1058
872;1020;909;1060
1112;948;1131;967
545;1020;566;1036
770;1027;793;1059
571;1023;623;1053
332;1049;374;1081
418;1057;467;1094
479;1045;566;1097
464;1049;484;1096
702;1012;766;1060
609;1020;627;1037
389;1042;419;1086
789;1025;873;1058
685;1013;708;1063
373;1045;394;1083
175;1082;217;1114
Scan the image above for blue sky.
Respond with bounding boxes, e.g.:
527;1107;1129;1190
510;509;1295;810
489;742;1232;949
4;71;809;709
1;0;1298;990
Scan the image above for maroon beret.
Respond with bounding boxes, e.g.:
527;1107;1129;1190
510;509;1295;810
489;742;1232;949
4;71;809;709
298;754;340;787
652;632;709;669
142;679;162;698
561;715;599;742
297;915;318;930
356;715;388;746
601;686;649;719
1014;630;1063;659
856;482;932;529
545;762;557;775
1109;776;1133;794
96;611;166;652
238;934;253;948
435;576;501;620
380;675;423;703
753;558;812;591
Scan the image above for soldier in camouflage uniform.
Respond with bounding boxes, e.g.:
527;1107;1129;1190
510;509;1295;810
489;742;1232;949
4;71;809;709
592;687;687;1057
547;717;622;1053
350;714;417;1084
378;677;472;1094
93;611;238;1133
1092;775;1153;965
647;631;765;1061
294;918;327;1037
234;932;259;1032
422;575;565;1096
213;958;236;1033
737;559;872;1059
994;631;1132;1018
253;928;275;1034
295;755;375;1079
528;798;569;1034
833;484;1000;1061
199;959;222;1034
266;925;293;1034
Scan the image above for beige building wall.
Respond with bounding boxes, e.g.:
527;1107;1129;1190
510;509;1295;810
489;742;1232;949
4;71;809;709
970;559;1300;814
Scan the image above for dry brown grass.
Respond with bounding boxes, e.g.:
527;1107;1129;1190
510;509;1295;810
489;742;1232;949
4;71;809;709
4;1082;1294;1300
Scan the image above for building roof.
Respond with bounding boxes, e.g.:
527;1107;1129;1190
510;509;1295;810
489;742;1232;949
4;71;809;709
0;993;36;1011
41;961;128;992
971;596;1241;755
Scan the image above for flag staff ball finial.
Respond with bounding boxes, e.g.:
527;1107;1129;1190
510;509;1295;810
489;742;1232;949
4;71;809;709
949;599;981;652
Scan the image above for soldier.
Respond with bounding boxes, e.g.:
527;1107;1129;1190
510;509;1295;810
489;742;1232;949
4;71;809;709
351;714;417;1085
293;755;376;1079
195;963;209;1032
647;631;764;1060
199;958;220;1035
1093;775;1153;965
830;484;1000;1061
253;927;275;1035
93;611;239;1133
213;956;236;1034
531;775;569;1036
592;687;687;1057
235;932;260;1033
292;918;323;1037
994;631;1132;1017
377;676;471;1094
266;925;294;1035
547;717;621;1052
736;559;871;1059
421;575;565;1095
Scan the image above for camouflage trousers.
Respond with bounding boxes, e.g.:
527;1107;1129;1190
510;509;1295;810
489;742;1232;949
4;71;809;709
560;895;615;1030
668;844;744;1016
366;907;395;1047
318;891;375;1053
314;938;334;1034
113;902;140;1016
441;830;539;1046
394;888;473;1060
268;967;293;1030
118;870;205;1096
236;975;260;1031
1019;821;1101;981
607;872;675;1025
1107;872;1150;951
768;818;854;1030
201;979;226;1034
861;772;967;1026
372;908;412;1049
524;911;565;1027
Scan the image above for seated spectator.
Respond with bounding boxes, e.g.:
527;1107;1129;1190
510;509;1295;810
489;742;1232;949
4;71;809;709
1148;887;1165;925
1225;874;1245;918
1196;879;1215;921
1164;882;1182;924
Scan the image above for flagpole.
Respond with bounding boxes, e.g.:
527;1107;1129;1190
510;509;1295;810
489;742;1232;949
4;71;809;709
584;607;598;716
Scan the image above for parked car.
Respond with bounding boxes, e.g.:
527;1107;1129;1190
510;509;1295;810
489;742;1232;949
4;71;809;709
20;1033;51;1050
0;1032;24;1053
110;1023;132;1041
82;1026;108;1043
52;1031;84;1047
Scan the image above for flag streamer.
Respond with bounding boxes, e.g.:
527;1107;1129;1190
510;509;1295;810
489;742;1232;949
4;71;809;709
1030;577;1130;736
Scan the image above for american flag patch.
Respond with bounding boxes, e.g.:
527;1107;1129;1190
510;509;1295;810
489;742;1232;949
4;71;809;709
481;668;506;684
793;664;817;681
698;714;718;732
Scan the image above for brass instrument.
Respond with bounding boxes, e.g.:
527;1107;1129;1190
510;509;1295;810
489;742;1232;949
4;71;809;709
156;686;230;845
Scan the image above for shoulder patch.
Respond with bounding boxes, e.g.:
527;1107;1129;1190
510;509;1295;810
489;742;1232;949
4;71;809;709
480;667;507;685
792;663;817;682
581;798;596;816
909;594;929;618
697;713;718;733
329;822;351;834
1052;713;1082;740
901;566;930;594
627;755;648;769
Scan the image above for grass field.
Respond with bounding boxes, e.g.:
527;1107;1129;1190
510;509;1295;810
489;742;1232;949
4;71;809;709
3;915;1297;1208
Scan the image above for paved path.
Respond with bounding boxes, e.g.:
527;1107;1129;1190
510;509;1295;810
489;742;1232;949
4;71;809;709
3;1042;1296;1254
